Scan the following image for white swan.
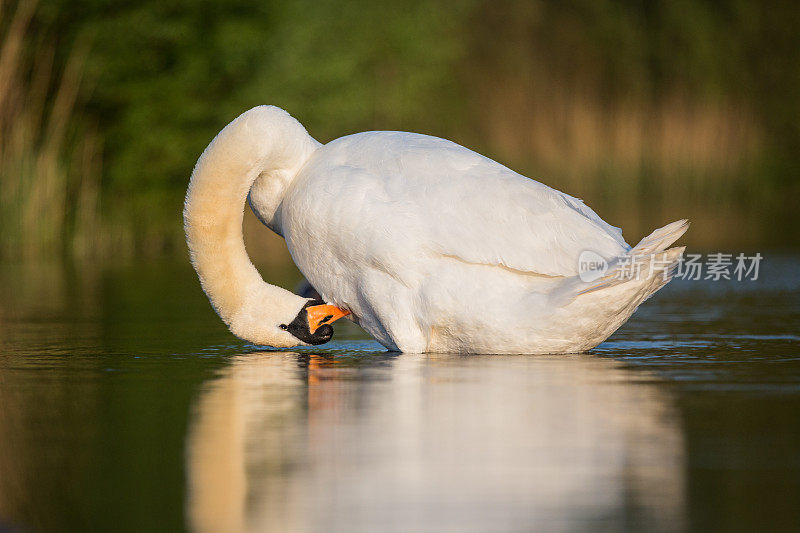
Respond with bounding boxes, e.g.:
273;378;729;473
184;106;687;353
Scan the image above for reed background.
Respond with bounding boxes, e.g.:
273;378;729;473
1;0;798;265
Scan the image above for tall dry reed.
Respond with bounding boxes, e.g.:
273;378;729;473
0;0;102;260
465;65;763;248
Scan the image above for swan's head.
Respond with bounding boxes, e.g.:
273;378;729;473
229;295;350;348
278;300;350;346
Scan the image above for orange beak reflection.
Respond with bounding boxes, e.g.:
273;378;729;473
306;304;351;334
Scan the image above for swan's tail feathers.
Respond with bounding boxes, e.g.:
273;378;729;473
630;219;690;256
575;245;685;298
568;219;689;301
548;222;688;309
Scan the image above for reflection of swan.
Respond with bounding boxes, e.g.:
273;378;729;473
183;106;687;353
185;353;307;533
186;352;685;532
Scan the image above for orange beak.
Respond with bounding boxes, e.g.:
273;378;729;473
306;304;351;334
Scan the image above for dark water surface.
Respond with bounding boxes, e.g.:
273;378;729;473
0;257;799;532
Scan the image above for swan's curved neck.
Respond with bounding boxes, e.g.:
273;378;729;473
183;106;319;345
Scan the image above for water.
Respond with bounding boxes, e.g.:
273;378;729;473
0;257;799;532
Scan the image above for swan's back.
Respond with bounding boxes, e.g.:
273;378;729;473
289;131;629;279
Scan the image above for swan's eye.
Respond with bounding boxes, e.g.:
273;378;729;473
279;324;288;330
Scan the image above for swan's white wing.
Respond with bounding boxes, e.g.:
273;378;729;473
329;132;629;278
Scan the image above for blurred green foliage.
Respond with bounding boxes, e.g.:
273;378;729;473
37;0;472;189
4;0;800;258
